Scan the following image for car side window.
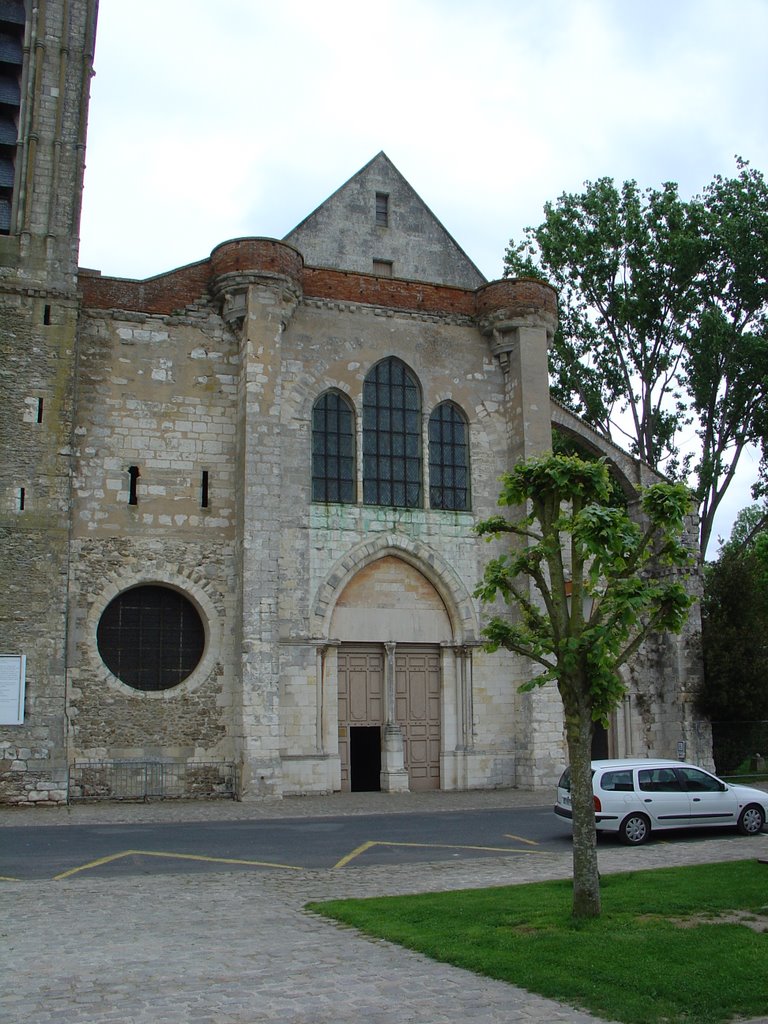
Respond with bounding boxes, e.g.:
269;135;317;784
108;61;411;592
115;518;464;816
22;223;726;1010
638;768;684;792
600;770;633;792
677;767;723;792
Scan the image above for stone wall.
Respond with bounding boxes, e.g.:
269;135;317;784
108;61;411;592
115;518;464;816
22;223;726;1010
0;0;98;803
64;303;241;766
0;301;77;808
284;153;486;289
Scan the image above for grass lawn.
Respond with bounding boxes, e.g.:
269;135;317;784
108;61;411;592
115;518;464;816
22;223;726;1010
308;860;768;1024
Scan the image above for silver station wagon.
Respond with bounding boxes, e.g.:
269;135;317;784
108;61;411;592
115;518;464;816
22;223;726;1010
555;758;768;845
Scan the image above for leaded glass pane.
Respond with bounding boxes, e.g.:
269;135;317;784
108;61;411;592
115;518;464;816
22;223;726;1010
312;391;356;504
429;402;470;511
362;358;422;507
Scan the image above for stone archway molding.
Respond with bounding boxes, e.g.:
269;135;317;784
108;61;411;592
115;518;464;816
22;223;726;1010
550;399;662;499
311;533;479;644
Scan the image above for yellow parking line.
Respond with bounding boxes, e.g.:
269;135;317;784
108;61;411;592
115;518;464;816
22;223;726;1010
504;833;540;846
54;851;134;880
333;841;377;868
333;840;545;868
133;850;302;870
53;849;303;880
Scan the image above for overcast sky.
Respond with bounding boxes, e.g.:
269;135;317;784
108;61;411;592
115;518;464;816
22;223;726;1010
77;0;768;552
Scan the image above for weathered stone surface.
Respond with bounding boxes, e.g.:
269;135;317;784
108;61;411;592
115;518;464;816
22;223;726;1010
0;5;708;805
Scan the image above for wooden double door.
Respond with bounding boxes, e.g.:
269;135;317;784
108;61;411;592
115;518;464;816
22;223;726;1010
338;645;441;792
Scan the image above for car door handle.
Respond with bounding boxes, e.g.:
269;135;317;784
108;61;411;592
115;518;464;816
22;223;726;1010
692;797;701;802
644;798;652;803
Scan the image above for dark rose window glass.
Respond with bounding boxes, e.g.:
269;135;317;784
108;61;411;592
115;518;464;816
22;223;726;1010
97;585;205;691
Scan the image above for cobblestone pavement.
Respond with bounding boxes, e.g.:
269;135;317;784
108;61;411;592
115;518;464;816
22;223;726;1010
3;790;768;1024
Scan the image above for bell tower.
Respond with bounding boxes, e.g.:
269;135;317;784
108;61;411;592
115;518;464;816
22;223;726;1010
0;0;98;803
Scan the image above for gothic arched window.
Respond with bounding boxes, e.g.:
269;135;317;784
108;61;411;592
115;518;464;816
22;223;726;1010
428;401;470;511
312;390;356;503
363;358;422;508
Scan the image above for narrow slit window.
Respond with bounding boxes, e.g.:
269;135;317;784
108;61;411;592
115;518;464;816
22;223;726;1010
18;487;25;510
43;304;51;325
375;192;389;226
128;465;140;506
36;398;43;423
201;470;209;508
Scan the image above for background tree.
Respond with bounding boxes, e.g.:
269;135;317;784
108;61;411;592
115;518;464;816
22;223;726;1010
686;162;768;555
506;161;768;558
698;504;768;731
475;454;693;918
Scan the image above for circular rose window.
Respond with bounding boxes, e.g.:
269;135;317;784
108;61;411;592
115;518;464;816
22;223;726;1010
97;585;205;691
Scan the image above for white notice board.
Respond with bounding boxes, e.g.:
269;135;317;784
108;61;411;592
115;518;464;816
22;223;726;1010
0;655;26;725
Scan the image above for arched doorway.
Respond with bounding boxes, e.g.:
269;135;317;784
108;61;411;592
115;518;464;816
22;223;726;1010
331;555;452;792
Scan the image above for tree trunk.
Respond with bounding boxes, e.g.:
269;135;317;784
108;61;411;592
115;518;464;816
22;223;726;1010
563;682;601;918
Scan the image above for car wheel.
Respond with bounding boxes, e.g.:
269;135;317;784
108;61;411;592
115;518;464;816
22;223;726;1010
737;804;765;836
619;813;651;845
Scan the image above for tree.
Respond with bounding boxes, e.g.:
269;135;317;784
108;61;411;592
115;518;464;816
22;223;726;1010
686;162;768;555
506;161;768;559
475;454;694;918
698;505;768;724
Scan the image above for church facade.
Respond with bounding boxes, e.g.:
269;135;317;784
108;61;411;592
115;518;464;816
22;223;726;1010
0;1;707;804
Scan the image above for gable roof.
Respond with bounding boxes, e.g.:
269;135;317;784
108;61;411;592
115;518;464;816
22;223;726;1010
283;152;486;289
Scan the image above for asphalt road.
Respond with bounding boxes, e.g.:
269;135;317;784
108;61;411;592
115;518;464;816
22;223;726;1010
1;803;760;881
1;805;571;879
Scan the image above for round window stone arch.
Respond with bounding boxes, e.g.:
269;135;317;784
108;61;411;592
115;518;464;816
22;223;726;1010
96;584;205;692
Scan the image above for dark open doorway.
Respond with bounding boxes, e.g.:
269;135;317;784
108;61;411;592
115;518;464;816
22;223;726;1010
592;721;609;759
350;726;381;792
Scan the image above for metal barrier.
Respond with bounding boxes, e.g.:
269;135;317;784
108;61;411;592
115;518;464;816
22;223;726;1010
68;761;237;802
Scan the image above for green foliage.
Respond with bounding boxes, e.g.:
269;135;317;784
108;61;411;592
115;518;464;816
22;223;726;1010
506;177;704;474
727;503;768;550
476;452;694;918
475;452;694;723
552;428;628;507
505;160;768;558
699;504;768;721
687;160;768;554
310;861;768;1024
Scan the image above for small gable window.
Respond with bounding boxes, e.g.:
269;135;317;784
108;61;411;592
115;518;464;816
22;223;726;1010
312;390;356;503
363;357;422;508
375;191;389;226
429;402;470;511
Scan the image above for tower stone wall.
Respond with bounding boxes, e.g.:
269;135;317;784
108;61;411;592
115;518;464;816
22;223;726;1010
0;0;97;802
